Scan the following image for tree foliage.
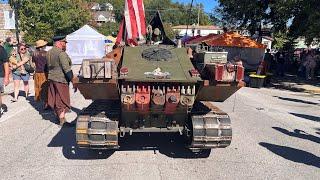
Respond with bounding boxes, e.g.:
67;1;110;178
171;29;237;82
86;0;212;37
217;0;320;47
87;0;212;25
14;0;213;43
95;22;119;36
13;0;91;44
143;1;211;26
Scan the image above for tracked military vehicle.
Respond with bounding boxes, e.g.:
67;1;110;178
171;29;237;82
73;12;244;154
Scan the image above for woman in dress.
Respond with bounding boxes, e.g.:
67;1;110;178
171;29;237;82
32;40;48;108
11;44;31;102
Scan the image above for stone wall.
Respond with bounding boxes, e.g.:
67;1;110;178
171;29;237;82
0;3;15;41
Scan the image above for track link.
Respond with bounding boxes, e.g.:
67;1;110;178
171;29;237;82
76;100;120;149
189;101;232;149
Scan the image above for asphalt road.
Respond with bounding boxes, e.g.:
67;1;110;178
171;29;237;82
0;81;319;180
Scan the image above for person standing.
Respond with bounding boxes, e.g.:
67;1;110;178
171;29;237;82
276;51;285;76
304;51;317;80
47;36;74;126
0;42;10;117
11;44;31;102
264;49;274;73
32;39;48;108
3;37;15;58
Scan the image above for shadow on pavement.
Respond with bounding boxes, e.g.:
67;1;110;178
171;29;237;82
48;126;211;159
27;95;82;125
269;75;320;92
118;133;211;159
274;96;319;105
27;95;58;124
273;127;320;144
259;142;320;168
48;125;114;159
290;112;320;122
315;128;320;136
270;84;305;92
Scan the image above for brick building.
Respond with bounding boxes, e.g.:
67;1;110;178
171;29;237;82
0;2;15;41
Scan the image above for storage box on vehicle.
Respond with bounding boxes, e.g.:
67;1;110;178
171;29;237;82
249;74;266;88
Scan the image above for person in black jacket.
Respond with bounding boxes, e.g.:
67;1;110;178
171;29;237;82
0;43;10;117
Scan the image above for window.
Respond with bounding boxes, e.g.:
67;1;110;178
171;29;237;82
3;10;16;29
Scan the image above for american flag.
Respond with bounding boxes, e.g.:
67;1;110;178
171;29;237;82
116;0;146;44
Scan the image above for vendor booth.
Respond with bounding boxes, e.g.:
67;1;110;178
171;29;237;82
105;35;116;53
204;32;266;70
66;25;107;64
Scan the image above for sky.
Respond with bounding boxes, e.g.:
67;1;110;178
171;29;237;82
173;0;219;13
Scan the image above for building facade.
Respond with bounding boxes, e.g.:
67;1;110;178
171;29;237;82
0;2;15;41
90;2;115;26
261;36;273;50
172;25;223;37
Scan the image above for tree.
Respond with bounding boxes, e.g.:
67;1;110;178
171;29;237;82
208;12;222;27
13;0;91;44
95;22;119;36
87;0;213;38
144;2;211;26
287;0;320;45
217;0;320;47
92;0;212;26
217;0;271;35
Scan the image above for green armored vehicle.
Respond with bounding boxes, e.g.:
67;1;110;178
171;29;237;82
73;13;244;155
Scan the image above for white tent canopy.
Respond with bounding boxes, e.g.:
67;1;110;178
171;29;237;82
66;25;107;64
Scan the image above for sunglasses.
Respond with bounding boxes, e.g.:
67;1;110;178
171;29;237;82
20;48;26;50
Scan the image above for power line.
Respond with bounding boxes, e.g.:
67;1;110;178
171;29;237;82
109;7;209;13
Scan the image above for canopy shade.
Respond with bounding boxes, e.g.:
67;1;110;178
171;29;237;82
204;32;266;49
186;34;218;44
66;25;107;64
105;35;116;44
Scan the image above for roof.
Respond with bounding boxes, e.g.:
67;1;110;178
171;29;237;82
93;11;114;21
204;32;266;49
186;34;218;44
182;35;201;43
90;3;100;10
172;25;222;30
67;24;107;40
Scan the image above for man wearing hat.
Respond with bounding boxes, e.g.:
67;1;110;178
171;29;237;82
32;39;48;107
152;28;161;44
46;35;74;126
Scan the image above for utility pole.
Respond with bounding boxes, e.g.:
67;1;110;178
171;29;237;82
11;0;20;44
197;4;200;26
185;0;194;37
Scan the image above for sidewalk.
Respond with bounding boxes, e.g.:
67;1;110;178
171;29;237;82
1;76;89;122
270;74;320;94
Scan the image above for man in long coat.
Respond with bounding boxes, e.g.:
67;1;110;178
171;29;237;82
0;43;9;117
46;36;74;126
